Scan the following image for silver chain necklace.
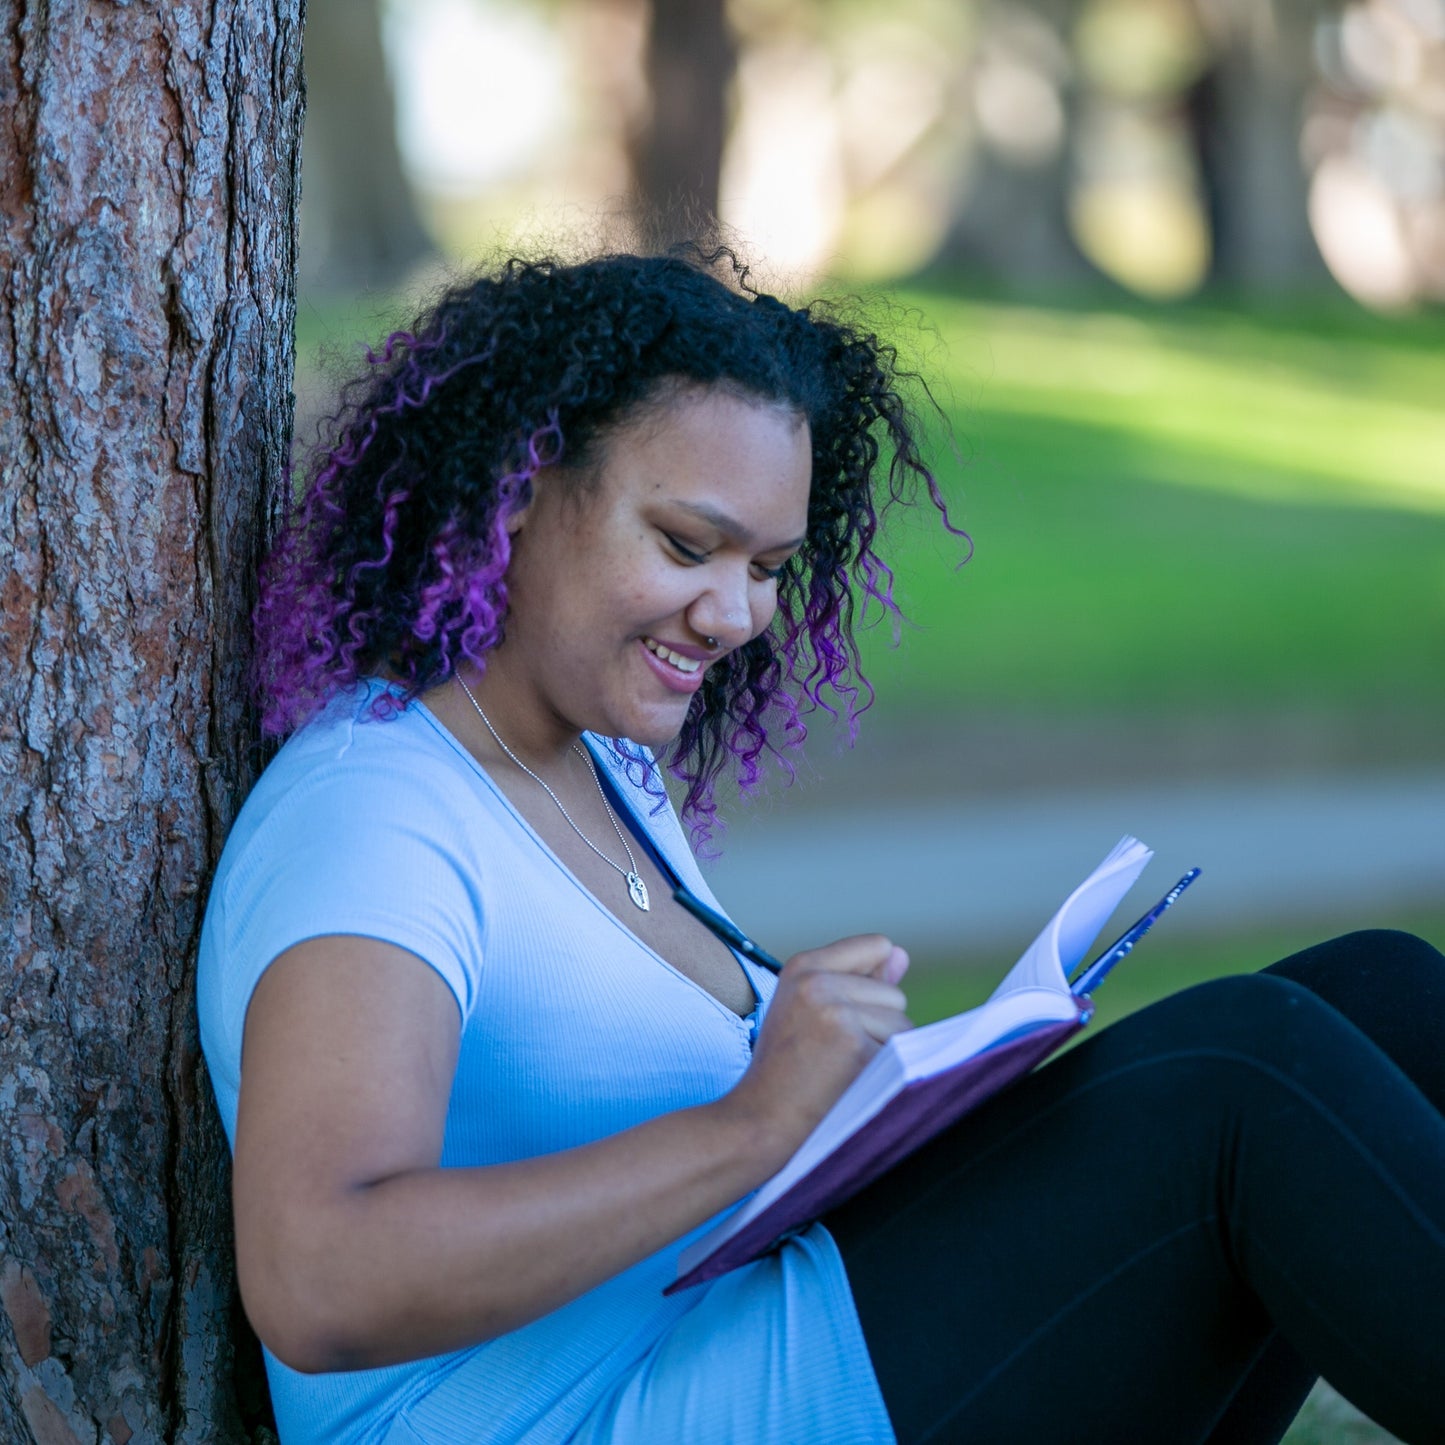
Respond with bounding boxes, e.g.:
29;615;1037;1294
455;676;650;911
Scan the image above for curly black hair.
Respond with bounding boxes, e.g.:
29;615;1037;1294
255;246;963;838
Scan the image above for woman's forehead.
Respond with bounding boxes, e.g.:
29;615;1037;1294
607;380;806;451
613;390;808;475
572;388;812;537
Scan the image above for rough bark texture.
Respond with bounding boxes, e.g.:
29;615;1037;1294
0;2;302;1441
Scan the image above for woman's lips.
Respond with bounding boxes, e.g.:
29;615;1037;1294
639;637;708;694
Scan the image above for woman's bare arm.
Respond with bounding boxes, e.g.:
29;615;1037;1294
233;932;909;1374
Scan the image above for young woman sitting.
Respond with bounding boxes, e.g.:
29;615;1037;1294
199;249;1445;1444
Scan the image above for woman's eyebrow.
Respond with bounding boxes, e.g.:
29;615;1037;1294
668;499;807;551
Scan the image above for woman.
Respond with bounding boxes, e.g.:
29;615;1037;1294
198;250;1445;1445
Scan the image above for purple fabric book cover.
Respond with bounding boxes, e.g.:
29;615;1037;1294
667;1013;1083;1293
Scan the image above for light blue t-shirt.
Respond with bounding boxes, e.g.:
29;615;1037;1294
197;682;894;1445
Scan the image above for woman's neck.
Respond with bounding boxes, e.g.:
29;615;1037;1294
422;667;583;781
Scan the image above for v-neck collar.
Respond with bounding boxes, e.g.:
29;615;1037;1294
412;697;762;1024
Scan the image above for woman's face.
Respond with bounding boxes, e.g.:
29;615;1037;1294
491;386;813;751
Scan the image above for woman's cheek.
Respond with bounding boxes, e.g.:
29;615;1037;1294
751;585;780;638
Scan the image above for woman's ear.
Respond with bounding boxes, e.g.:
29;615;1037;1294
504;478;538;535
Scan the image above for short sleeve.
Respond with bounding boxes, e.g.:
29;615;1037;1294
214;750;486;1050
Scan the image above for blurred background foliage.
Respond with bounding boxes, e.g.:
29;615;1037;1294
296;6;1441;1435
293;1;1445;937
302;0;1445;303
293;0;1445;964
296;0;1445;742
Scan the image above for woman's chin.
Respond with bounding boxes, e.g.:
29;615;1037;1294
604;700;692;751
617;721;686;752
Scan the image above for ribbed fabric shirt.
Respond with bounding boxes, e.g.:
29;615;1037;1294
197;681;894;1444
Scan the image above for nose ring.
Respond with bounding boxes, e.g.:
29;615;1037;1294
703;635;719;650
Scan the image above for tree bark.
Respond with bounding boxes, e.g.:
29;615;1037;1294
0;2;301;1441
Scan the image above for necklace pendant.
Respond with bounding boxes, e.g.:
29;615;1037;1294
626;872;650;911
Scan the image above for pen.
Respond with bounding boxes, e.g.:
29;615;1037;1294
672;886;786;974
1070;866;1201;997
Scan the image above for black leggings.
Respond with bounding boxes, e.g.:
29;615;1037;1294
825;931;1445;1445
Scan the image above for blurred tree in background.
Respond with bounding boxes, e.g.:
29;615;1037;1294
300;0;434;291
345;0;1444;306
631;0;737;238
1185;0;1327;287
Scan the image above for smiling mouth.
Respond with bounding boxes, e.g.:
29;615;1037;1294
642;636;704;675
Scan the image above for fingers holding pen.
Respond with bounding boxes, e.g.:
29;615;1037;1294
730;934;913;1163
783;957;912;1046
760;935;913;1079
785;934;912;1027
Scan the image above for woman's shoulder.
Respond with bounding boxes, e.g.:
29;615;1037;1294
199;683;495;1094
260;680;469;793
225;682;507;871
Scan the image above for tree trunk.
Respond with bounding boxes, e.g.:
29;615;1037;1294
1189;0;1329;288
0;3;301;1441
935;0;1096;288
938;145;1098;288
631;0;736;243
299;0;432;294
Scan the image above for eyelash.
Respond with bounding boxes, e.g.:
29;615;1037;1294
665;533;708;565
664;533;786;582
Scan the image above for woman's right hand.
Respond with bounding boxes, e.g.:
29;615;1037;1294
725;935;912;1170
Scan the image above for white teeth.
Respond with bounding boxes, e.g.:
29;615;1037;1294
644;638;702;674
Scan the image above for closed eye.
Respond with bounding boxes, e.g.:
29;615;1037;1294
663;532;709;565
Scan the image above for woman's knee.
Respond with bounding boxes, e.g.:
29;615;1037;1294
1091;971;1340;1077
1170;970;1332;1039
1262;929;1445;1022
1122;968;1426;1098
1265;928;1443;986
1260;929;1445;1111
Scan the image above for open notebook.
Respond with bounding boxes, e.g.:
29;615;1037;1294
669;836;1184;1293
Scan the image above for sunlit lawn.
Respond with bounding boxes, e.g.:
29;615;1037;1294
849;289;1445;716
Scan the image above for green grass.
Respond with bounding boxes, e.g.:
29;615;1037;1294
854;291;1445;715
1285;1383;1402;1444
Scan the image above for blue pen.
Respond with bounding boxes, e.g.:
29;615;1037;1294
1070;867;1201;997
672;886;786;974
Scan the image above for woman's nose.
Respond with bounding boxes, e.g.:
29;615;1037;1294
687;574;756;651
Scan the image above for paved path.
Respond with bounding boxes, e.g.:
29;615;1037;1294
699;768;1445;960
